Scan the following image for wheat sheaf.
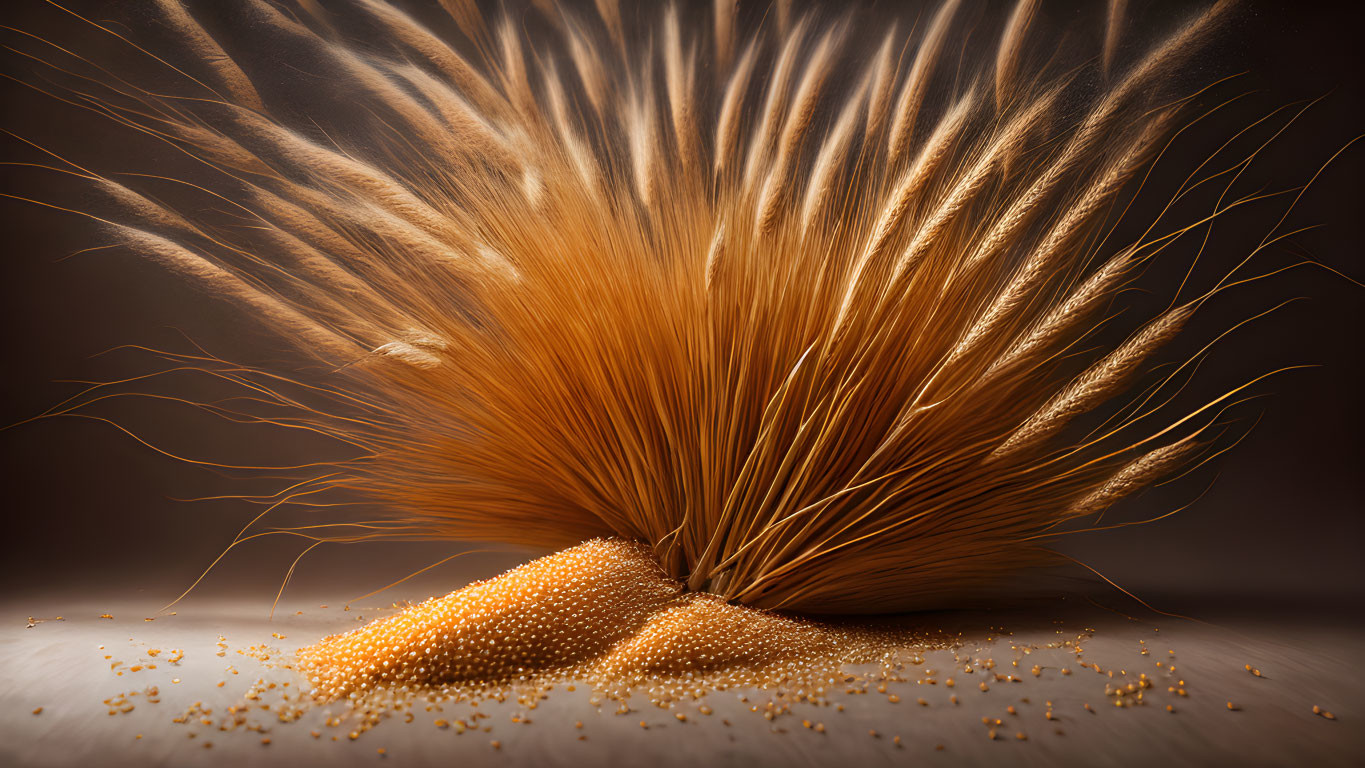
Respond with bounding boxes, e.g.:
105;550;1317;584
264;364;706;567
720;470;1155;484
6;0;1337;700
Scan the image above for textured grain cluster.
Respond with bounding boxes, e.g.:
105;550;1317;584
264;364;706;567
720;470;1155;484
298;539;925;702
298;540;680;697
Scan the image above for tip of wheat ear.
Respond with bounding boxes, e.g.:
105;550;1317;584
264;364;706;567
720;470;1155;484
296;538;940;701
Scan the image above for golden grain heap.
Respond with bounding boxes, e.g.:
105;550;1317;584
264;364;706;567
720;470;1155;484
9;0;1305;699
298;539;931;703
297;540;685;697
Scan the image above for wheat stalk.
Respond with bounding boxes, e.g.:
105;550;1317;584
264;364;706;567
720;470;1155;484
10;0;1291;614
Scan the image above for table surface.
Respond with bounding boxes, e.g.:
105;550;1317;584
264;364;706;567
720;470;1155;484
3;575;1360;768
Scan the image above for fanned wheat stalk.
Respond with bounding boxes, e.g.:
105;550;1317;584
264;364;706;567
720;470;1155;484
9;0;1313;614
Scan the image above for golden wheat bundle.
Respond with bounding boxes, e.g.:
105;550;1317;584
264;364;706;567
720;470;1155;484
6;0;1338;706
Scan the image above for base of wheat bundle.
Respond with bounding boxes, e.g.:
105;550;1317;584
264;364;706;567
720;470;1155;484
297;539;947;707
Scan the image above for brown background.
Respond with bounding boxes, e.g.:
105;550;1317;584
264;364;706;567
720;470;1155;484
1;0;1360;610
